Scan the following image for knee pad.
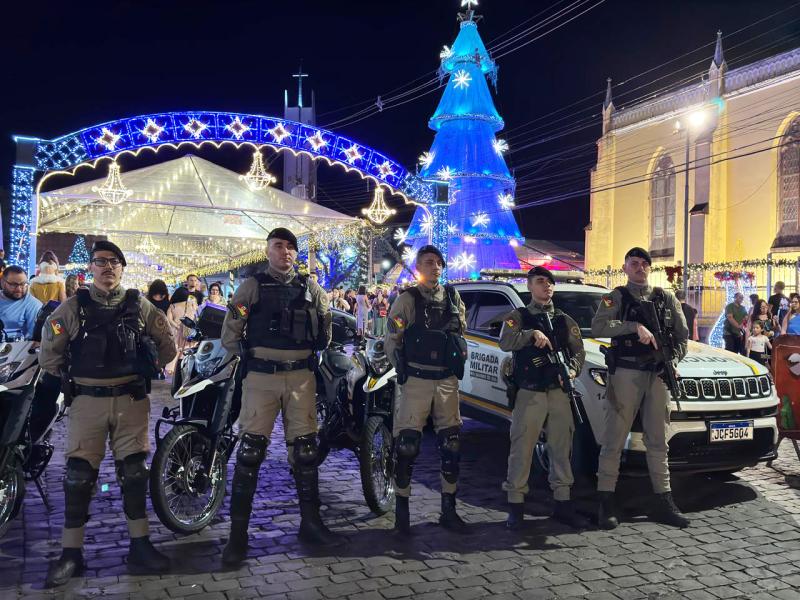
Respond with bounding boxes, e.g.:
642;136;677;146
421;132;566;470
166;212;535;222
118;452;148;521
395;430;421;461
437;427;461;484
292;434;319;468
63;458;98;528
236;433;268;470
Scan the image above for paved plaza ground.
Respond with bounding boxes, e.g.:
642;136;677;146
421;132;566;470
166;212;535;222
2;380;800;599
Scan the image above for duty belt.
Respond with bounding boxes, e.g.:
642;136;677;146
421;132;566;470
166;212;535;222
74;380;147;399
407;366;453;381
248;356;314;374
615;357;663;372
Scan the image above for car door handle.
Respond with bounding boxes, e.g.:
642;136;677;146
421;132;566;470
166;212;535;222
467;341;479;347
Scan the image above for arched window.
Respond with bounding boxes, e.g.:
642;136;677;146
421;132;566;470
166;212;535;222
650;154;676;257
776;117;800;248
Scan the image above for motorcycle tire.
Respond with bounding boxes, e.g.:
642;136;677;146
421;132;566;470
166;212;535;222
150;424;227;534
0;457;25;538
358;416;394;516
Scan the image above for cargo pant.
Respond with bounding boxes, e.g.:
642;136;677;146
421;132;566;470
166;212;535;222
596;368;671;494
503;387;574;503
393;374;462;497
238;368;317;464
63;393;151;546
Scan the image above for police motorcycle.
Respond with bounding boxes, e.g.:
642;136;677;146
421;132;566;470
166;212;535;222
0;302;65;536
150;304;241;534
315;310;396;515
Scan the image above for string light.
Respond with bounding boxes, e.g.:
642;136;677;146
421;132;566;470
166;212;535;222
498;192;515;209
344;144;363;164
362;187;396;224
471;212;490;228
421;214;434;234
91;161;133;205
440;45;453;60
453;70;472;90
268;122;291;143
436;166;453;180
394;228;408;244
240;149;277;191
306;130;327;151
183;118;208;139
418;151;435;168
493;139;509;156
225;116;250;140
141;119;164;143
95;127;121;151
377;161;396;180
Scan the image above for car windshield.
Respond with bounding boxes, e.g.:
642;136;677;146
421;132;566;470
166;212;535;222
517;290;604;337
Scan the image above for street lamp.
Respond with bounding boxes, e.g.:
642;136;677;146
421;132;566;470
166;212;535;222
674;108;708;298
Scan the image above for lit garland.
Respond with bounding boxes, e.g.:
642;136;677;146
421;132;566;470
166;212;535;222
10;166;34;268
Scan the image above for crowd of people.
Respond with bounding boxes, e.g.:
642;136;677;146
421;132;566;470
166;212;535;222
326;284;397;337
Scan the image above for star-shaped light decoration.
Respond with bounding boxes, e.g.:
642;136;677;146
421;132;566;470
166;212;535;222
418;151;435;169
450;251;476;272
471;212;490;228
306;130;328;151
226;116;250;140
183;118;208;139
92;161;133;205
440;45;453;60
361;187;396;224
420;214;434;234
344;144;363;165
493;139;509;156
498;192;515;209
436;166;453;181
447;223;458;234
453;69;472;90
240;149;276;191
377;160;396;180
402;247;418;264
268;123;291;144
394;228;408;244
95;127;121;151
461;0;479;8
140;119;164;143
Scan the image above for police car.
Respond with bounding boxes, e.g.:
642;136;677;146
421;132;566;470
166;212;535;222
452;279;780;475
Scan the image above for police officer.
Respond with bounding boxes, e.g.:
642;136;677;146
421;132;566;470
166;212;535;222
220;227;340;566
592;247;689;529
500;266;590;530
385;245;468;534
39;241;176;587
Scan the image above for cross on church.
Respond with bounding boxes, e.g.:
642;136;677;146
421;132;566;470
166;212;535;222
293;64;309;108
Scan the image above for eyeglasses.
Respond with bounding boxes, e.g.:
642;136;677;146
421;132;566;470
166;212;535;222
90;258;123;267
2;280;28;289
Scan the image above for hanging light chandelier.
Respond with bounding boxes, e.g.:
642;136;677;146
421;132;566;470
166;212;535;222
92;160;133;205
240;149;276;191
361;186;396;225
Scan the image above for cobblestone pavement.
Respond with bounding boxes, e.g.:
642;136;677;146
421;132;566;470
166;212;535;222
2;381;800;600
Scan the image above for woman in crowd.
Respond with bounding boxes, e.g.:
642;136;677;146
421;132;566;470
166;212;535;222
146;279;171;314
372;288;389;337
355;285;370;337
749;299;774;339
64;274;80;299
330;288;350;311
345;289;357;315
165;286;199;375
782;294;800;335
29;251;66;304
198;281;225;314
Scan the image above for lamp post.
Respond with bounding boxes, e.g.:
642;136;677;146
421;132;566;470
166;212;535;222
675;109;707;298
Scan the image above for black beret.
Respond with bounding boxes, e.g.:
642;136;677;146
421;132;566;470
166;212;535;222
91;240;126;266
527;266;555;285
416;245;445;264
267;227;298;250
624;246;652;266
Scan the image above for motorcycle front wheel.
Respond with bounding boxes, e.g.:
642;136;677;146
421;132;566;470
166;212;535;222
0;457;25;538
150;424;227;534
358;416;394;515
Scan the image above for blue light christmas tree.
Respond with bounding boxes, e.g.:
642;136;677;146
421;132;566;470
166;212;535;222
66;235;90;276
406;1;521;278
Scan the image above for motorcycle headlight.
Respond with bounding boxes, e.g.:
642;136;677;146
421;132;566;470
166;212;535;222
589;368;607;387
0;361;20;384
368;353;390;376
197;357;223;378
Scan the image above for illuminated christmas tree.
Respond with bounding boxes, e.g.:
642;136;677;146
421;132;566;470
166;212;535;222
406;1;521;277
66;235;90;276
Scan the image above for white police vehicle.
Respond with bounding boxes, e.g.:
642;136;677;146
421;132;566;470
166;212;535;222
452;280;779;475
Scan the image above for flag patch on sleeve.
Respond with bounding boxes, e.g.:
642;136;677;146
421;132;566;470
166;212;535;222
392;317;406;330
602;296;614;308
505;318;517;328
235;304;249;318
50;319;65;336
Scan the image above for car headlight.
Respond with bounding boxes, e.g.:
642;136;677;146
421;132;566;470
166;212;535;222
0;361;20;384
589;368;607;387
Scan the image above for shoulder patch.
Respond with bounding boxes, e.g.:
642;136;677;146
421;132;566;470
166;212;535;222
570;325;581;338
602;295;614;308
505;317;518;329
235;303;249;318
50;319;65;336
392;316;406;330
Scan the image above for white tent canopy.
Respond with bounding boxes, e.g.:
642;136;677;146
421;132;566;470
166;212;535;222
38;155;359;277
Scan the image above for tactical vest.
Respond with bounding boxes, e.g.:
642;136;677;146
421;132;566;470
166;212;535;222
69;288;143;379
610;286;666;361
403;285;466;375
245;272;318;350
512;308;569;391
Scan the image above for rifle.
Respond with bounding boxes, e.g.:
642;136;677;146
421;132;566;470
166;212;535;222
540;313;584;425
639;299;684;411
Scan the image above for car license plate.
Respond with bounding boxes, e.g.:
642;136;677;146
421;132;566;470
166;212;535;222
709;420;754;442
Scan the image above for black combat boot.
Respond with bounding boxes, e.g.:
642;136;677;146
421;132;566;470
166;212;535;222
295;465;345;547
128;536;170;572
597;491;619;530
552;500;591;530
439;493;468;532
394;495;412;536
652;492;690;528
222;519;249;566
505;502;525;530
44;548;85;588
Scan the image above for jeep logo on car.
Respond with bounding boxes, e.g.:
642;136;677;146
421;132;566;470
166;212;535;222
713;370;728;376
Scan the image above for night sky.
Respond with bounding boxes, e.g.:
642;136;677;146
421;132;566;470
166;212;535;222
2;0;800;247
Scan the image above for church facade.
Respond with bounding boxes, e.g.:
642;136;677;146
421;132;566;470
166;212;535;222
585;34;800;290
